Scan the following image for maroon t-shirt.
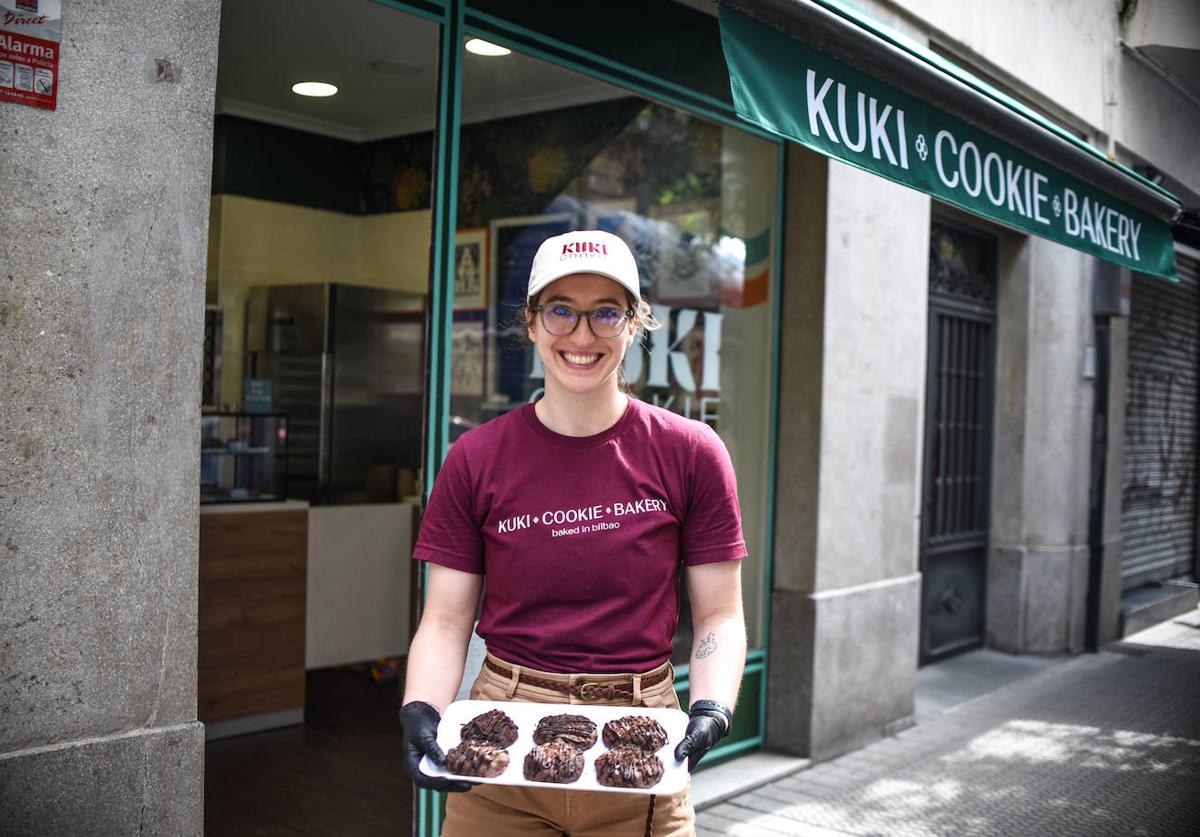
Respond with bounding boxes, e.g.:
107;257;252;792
413;398;746;673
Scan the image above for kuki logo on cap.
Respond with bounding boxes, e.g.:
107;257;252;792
561;241;609;258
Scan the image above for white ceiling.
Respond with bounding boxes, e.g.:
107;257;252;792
215;0;628;142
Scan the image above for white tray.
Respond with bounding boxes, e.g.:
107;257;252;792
419;699;689;795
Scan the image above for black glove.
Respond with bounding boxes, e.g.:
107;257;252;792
673;706;730;771
399;701;475;792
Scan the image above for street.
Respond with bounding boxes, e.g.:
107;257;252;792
699;610;1200;836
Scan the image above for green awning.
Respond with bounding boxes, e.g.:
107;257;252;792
718;1;1182;280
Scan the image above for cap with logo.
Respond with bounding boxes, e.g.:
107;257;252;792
527;230;641;304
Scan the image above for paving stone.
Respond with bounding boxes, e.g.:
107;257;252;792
753;784;828;806
699;804;796;835
701;612;1200;836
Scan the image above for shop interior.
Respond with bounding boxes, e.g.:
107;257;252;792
202;1;778;832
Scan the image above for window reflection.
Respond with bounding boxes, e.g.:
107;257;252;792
455;46;778;656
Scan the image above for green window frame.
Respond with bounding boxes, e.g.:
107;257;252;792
377;2;785;832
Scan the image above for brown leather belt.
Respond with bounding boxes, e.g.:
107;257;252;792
483;657;672;701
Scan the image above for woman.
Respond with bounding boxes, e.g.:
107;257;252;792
399;230;746;836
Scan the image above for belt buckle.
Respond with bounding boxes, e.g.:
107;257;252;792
577;680;631;701
578;681;602;701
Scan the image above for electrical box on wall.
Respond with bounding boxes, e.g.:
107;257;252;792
1094;259;1132;317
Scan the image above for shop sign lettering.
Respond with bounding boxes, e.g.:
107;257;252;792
719;6;1178;280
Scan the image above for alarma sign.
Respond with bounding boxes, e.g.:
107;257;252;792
1;0;61;111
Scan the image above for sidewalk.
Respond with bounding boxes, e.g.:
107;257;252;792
698;609;1200;836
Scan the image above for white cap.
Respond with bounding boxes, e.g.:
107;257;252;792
527;230;641;303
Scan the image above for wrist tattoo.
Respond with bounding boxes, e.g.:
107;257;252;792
696;632;718;659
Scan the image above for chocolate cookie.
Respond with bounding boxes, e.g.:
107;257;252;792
532;713;598;750
445;741;510;778
601;715;668;752
523;740;585;784
595;744;665;789
460;708;519;748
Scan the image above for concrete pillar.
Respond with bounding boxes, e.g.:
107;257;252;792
988;237;1095;655
0;2;220;833
1096;315;1129;646
767;148;927;762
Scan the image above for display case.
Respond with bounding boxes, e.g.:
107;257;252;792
200;413;288;503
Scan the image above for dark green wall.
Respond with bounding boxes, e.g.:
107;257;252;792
212;116;364;214
469;0;733;107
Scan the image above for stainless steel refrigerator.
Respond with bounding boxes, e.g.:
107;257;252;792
245;283;425;505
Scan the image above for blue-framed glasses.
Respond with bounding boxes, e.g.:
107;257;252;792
530;303;634;338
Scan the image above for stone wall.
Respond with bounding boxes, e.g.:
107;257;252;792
988;237;1095;655
0;1;221;833
768;147;928;762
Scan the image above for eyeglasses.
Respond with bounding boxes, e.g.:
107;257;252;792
530;303;634;338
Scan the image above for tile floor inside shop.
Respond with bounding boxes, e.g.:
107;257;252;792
205;664;412;837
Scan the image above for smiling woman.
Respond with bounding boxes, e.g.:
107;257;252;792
402;229;748;835
449;43;779;677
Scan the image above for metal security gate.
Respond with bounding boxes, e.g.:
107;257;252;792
919;220;997;664
1121;251;1200;591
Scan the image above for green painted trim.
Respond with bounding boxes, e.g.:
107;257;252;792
418;3;462;833
432;791;446;837
760;138;787;742
703;733;765;763
675;649;761;683
417;786;446;837
368;0;446;24
423;0;465;489
459;14;778;141
465;10;733;112
417;787;428;836
674;659;765;697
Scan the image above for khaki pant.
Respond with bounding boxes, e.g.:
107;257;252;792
441;653;695;837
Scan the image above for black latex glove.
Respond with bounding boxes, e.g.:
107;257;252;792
673;712;727;771
399;701;475;792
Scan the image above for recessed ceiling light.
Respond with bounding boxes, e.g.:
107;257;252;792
465;38;511;57
292;81;338;97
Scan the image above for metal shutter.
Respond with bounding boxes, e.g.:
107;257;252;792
1121;252;1200;591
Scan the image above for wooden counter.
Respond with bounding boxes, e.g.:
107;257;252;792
199;501;308;738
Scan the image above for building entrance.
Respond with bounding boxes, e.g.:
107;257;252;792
919;220;998;664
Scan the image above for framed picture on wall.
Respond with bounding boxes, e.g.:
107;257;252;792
487;213;575;406
454;228;488;311
451;320;485;396
647;200;721;309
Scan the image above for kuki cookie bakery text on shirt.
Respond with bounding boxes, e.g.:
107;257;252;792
413;397;746;675
496;495;669;538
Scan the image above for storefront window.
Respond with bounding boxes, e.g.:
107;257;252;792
208;1;438;505
453;45;778;655
203;1;440;832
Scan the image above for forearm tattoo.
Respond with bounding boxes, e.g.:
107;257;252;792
696;632;718;659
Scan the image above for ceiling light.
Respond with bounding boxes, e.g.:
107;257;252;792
465;38;510;57
291;81;338;98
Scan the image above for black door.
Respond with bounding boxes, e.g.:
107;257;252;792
920;220;998;664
